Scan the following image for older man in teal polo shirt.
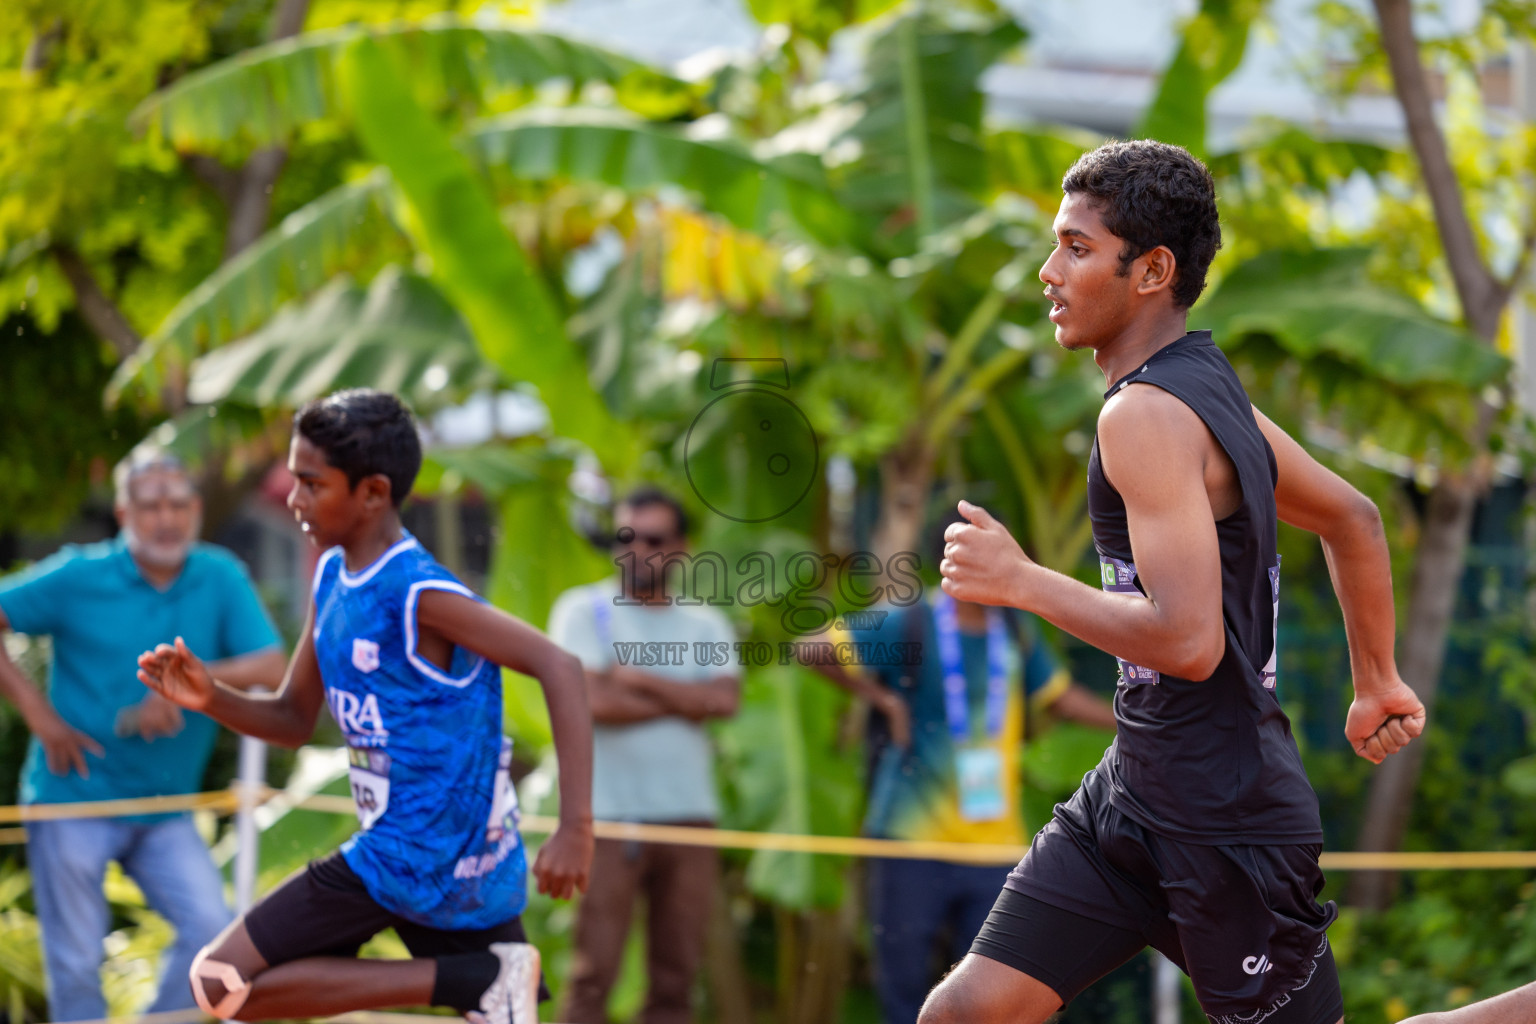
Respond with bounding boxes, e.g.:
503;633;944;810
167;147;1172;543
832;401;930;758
0;448;284;1022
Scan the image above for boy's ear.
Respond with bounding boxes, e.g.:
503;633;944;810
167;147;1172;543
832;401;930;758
359;473;394;511
1136;245;1177;297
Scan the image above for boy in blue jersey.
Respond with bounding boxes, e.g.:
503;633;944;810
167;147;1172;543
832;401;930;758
137;389;593;1024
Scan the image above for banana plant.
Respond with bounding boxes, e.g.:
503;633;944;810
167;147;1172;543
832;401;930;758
112;18;684;466
105;7;1517;1020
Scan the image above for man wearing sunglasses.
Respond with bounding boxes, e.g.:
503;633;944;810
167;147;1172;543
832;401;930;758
548;487;739;1024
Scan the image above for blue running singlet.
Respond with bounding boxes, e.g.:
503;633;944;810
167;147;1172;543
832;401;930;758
310;534;526;930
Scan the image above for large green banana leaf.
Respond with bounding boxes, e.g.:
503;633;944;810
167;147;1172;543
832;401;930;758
1200;247;1508;456
1208;126;1393;192
186;266;499;411
108;171;401;404
466;108;855;248
1202;248;1505;387
719;664;861;909
483;448;613;748
743;0;905;47
340;36;628;465
835;12;1026;250
133;18;677;150
987;126;1103;206
1137;0;1262;156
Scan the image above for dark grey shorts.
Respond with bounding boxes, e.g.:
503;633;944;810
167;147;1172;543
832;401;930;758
974;770;1342;1024
243;848;550;1005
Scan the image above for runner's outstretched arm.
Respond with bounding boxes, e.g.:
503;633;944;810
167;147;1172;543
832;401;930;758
414;589;594;900
136;601;327;748
1251;406;1425;764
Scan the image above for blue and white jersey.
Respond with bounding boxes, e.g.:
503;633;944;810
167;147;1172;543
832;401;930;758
310;533;525;930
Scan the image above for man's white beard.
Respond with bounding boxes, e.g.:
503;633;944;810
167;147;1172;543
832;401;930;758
123;524;194;571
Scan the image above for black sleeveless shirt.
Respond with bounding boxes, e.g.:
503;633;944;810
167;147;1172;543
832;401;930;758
1087;331;1322;844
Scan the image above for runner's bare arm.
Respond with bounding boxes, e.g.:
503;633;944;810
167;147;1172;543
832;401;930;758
414;589;593;899
136;601;327;747
1251;405;1425;763
943;386;1226;680
203;647;286;691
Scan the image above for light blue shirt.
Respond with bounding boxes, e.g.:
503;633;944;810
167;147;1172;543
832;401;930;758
549;581;736;823
0;539;280;811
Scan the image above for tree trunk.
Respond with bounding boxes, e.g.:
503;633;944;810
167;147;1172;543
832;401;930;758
51;244;142;359
1372;0;1502;340
1347;0;1511;907
774;906;799;1023
871;439;934;571
22;19;63;72
703;872;753;1024
220;0;310;258
1348;475;1480;908
224;147;290;258
772;905;851;1024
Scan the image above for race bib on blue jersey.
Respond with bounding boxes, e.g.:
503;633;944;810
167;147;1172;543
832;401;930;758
348;747;391;831
1099;556;1160;687
485;737;520;843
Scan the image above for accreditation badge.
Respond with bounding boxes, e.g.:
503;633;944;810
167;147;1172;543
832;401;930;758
954;745;1006;822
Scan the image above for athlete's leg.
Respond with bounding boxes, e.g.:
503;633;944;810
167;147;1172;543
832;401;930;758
929;771;1160;1024
917;953;1063;1024
560;837;641;1023
194;918;439;1018
189;851;416;1019
1148;833;1338;1024
1398;981;1536;1023
121;816;233;1014
396;914;550;1011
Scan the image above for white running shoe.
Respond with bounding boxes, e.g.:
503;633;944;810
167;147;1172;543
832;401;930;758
466;942;540;1024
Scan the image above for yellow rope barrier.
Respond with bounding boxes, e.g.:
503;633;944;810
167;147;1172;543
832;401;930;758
21;1004;481;1024
0;790;242;824
0;786;1529;871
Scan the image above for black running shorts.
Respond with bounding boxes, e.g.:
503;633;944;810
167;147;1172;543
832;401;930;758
245;850;537;968
973;769;1342;1024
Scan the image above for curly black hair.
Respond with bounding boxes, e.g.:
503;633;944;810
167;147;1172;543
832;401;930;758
1061;140;1221;309
294;389;422;508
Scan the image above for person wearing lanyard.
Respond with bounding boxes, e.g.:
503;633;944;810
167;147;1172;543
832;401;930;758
850;512;1115;1024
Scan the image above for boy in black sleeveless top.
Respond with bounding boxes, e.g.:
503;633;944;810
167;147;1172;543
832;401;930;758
924;141;1535;1024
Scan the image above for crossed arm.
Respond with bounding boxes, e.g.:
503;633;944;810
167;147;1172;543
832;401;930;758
586;665;739;725
940;386;1423;763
